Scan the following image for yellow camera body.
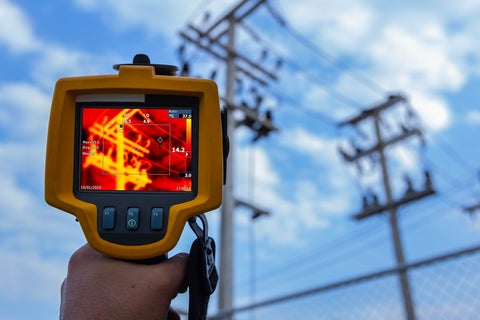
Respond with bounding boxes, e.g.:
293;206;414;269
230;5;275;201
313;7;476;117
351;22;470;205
45;62;223;259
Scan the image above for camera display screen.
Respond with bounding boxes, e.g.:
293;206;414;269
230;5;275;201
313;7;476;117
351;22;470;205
78;105;194;192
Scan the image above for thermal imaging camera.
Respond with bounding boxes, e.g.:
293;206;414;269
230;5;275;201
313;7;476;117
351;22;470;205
45;55;226;260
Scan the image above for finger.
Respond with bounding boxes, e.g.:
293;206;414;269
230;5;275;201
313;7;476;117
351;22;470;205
151;253;189;296
167;308;181;320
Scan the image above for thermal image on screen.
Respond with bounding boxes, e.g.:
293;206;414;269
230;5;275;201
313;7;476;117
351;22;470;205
79;106;193;192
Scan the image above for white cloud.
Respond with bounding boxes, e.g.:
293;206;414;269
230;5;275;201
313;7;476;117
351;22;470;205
234;144;339;246
280;0;375;55
409;91;451;131
244;174;356;247
32;45;117;89
0;247;66;302
434;0;480;18
231;128;361;246
277;0;480;138
465;110;480;125
1;2;480;315
280;127;340;166
304;86;330;110
0;0;115;91
0;0;40;53
0;167;83;246
389;145;419;172
0;83;50;140
73;0;210;37
0;49;86;306
235;144;280;205
0;173;36;222
0;168;83;303
369;23;466;93
294;180;349;218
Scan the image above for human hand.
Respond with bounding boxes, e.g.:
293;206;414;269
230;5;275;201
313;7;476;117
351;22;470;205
60;244;188;320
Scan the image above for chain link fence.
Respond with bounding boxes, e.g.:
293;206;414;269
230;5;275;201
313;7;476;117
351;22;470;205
209;244;480;320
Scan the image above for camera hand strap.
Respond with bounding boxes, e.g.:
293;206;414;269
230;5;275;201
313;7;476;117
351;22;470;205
187;214;218;320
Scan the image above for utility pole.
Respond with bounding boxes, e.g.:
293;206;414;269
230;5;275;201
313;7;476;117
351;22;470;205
338;95;435;320
179;1;279;318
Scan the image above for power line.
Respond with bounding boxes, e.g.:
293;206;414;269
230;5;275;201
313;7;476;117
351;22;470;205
338;95;431;319
265;0;388;98
406;103;477;175
267;87;339;127
176;1;479;314
238;0;478;182
435;137;478;176
236;173;472;292
178;2;281;317
231;126;475;291
250;3;479;188
232;104;475;296
408;102;479;190
222;7;368;111
238;20;364;109
280;61;364;109
251;225;390;294
428;167;478;210
234;214;387;287
185;0;215;23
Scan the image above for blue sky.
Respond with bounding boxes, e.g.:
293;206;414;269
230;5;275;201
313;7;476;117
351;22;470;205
1;0;480;319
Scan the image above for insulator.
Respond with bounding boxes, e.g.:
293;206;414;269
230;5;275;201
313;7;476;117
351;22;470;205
254;95;263;110
180;62;190;77
203;12;211;23
372;193;379;206
178;44;185;57
404;174;415;195
424;170;433;190
362;194;369;208
210;69;217;80
275;58;283;70
260;49;268;61
265;109;272;121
